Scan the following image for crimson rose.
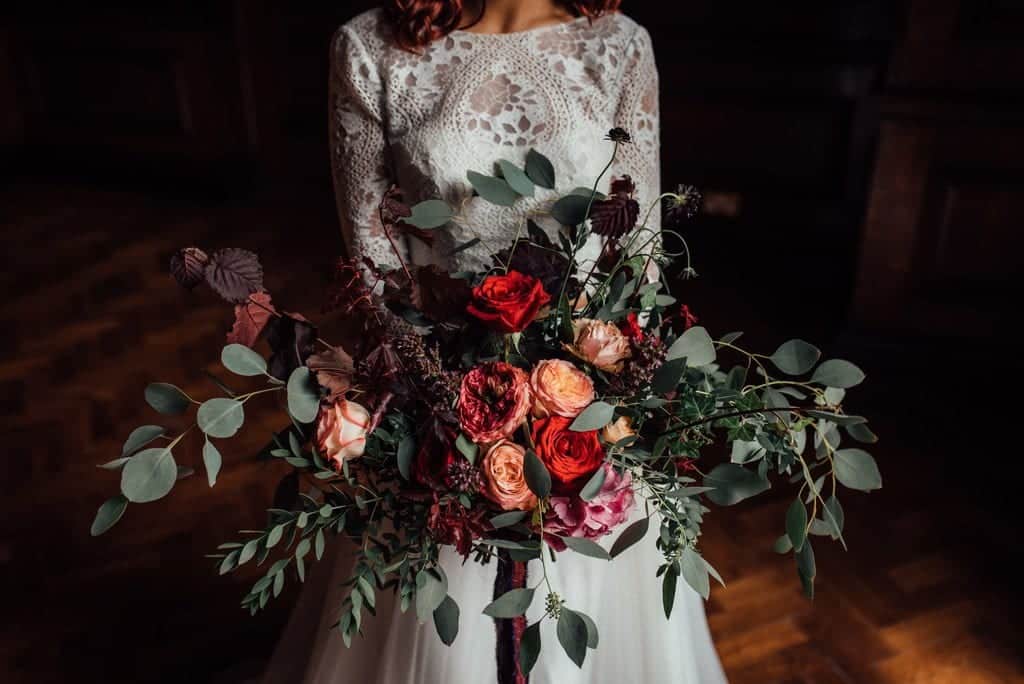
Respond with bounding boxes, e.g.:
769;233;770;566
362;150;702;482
466;270;550;333
458;362;532;443
531;415;605;495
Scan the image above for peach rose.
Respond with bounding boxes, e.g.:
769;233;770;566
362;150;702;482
482;441;538;511
564;318;632;373
531;359;595;418
316;399;370;468
602;416;637;444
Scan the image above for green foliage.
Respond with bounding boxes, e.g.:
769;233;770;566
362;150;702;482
497;160;535;197
90;495;128;536
666;327;716;366
483;588;535;618
405;199;454;229
524;449;552;498
197;398;245;438
121;446;178;503
121;425;166;457
811;359;866;388
525;149;555;189
519;621;542;674
703;464;770;506
560;537;611;560
221;343;267;376
144;383;191;415
551;194;592;227
834;448;882;491
769;339;821;375
557;608;589;668
433;595;460;646
467;170;519;207
286;367;319;423
569;401;615;431
609;517;649;558
203;438;222;487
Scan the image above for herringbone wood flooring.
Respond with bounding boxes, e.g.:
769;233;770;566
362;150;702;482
1;181;1021;683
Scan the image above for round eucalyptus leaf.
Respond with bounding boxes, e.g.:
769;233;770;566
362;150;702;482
769;339;821;375
90;495;128;536
569;402;615;432
834;448;882;491
551;194;591;226
666;326;716;366
286;367;320;424
120;447;177;503
497;159;535;197
144;383;191;415
483;587;535;618
405;199;455;229
577;610;599;649
703;463;771;506
122;425;166;457
811;359;866;389
221;343;268;376
197;398;245;438
415;569;448;624
523;449;552;498
467;171;518;207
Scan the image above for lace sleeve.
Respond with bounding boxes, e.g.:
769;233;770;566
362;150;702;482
329;25;408;271
613;25;662;281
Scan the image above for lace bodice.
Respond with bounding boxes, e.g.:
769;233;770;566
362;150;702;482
329;8;661;276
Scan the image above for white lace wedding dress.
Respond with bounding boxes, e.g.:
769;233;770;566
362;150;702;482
261;9;727;684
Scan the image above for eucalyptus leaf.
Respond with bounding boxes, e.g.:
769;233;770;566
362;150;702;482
203;438;222;487
405;199;454;229
489;510;528;528
577;611;599;648
610;517;649;558
97;457;131;471
467;170;519;206
415;569;448;624
519;621;542;675
523;449;552;498
569;402;615;431
769;339;821;375
90;495;128;536
578;466;607;502
834;448;882;491
786;498;808;552
122;425;166;457
497;160;535;197
845;422;879;444
525;149;555;189
811;359;866;388
557;608;588;668
560;536;611;560
197;398;245;439
796;539;816;599
144;383;191;415
666;326;716;366
662;563;679;618
221;343;268;377
551;194;592;227
680;547;710;599
396;435;415;480
455;433;479;464
433;595;460;646
483;587;535;618
773;534;793;554
704;463;770;506
286;367;320;424
120;447;178;503
651;357;687;395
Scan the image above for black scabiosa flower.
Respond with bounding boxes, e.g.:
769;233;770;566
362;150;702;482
664;184;703;226
605;127;632;144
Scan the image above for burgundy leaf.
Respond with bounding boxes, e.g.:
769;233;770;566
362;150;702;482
306;345;355;402
590;196;640;240
205;248;264;303
226;291;276;348
410;265;471;322
169;247;209;290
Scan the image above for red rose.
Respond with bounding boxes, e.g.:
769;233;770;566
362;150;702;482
466;270;551;333
459;362;532;444
531;416;605;495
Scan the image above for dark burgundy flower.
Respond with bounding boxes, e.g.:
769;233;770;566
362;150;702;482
265;313;317;380
427;496;489;557
664;184;703;226
605;128;632;144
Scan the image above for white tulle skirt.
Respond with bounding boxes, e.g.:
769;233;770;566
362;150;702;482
261;503;727;684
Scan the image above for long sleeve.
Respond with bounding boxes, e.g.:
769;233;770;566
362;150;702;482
328;25;408;271
612;25;662;280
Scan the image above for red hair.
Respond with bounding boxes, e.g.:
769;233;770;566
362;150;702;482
384;1;621;51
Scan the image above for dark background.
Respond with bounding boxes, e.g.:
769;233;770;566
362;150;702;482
2;1;1022;682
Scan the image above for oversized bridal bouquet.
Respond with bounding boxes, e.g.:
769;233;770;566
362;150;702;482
91;129;881;675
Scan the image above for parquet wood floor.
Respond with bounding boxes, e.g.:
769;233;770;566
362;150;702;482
1;181;1021;683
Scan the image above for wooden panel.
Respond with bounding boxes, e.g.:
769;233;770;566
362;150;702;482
851;101;1024;337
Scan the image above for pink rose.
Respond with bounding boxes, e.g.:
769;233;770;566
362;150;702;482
564;319;632;373
316;399;371;468
530;359;595;418
481;441;538;511
544;464;635;551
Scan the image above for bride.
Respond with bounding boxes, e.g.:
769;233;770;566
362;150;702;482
262;1;727;682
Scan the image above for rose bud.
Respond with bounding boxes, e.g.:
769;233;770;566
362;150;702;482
316;399;371;468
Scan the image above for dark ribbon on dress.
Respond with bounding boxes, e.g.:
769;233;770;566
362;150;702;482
493;550;529;684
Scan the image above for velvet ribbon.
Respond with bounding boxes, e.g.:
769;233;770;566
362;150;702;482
493;551;529;684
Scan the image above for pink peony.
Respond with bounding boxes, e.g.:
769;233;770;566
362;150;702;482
544;464;636;551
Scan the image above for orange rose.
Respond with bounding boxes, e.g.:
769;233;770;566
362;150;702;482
530;359;595;418
602;416;637;444
564;318;632;373
316;399;370;468
482;441;538;511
